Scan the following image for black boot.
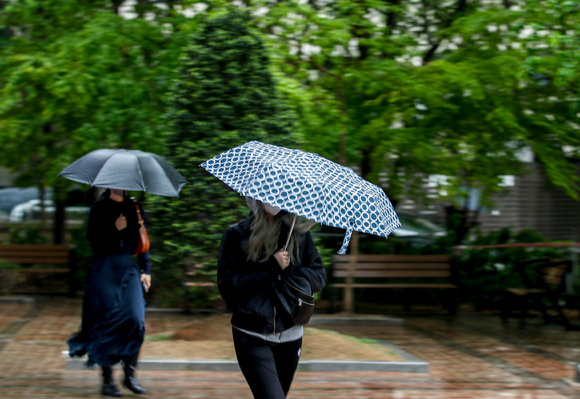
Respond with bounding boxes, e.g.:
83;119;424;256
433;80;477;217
123;353;147;394
102;366;123;397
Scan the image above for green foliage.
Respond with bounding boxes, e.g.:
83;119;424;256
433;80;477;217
0;259;22;270
148;8;296;308
246;0;580;241
0;259;22;295
68;223;93;288
0;0;191;202
455;227;566;310
6;224;47;245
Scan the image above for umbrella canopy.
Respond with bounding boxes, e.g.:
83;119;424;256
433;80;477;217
201;141;401;254
59;149;187;197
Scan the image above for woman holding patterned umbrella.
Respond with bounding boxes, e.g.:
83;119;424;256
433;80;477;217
205;141;400;398
218;197;326;399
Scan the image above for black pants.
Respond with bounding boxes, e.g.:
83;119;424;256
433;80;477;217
232;328;302;399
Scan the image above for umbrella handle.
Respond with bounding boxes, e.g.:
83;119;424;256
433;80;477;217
337;220;355;255
284;214;298;250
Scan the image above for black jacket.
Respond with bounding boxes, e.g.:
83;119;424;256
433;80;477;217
217;215;326;334
87;196;151;274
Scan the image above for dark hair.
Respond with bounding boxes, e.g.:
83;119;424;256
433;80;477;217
100;189;127;199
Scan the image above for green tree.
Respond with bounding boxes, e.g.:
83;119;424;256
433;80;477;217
0;0;192;242
244;0;580;243
147;8;296;307
365;2;580;242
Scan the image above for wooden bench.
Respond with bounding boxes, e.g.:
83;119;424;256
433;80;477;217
331;254;457;314
0;244;77;296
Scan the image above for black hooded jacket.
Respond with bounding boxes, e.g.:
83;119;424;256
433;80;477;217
217;215;326;334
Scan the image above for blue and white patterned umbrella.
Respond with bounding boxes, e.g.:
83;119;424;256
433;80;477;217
201;141;401;254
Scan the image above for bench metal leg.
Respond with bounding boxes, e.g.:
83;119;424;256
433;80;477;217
330;284;337;314
447;289;458;316
403;291;411;312
501;292;511;323
183;285;191;315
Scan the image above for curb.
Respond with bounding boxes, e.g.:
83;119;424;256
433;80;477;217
142;311;405;326
65;357;427;373
63;338;428;373
64;314;422;372
308;316;404;326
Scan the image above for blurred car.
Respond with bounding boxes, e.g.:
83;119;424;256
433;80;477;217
394;212;446;241
0;187;46;216
9;199;89;222
314;211;447;250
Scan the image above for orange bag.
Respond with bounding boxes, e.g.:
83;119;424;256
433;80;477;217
131;198;150;255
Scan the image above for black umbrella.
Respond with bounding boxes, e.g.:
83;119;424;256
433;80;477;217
58;149;187;197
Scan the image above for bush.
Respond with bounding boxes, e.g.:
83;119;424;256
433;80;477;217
6;223;47;244
0;259;23;295
454;227;566;311
68;223;93;289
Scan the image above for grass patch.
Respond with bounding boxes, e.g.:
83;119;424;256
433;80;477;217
344;335;377;345
319;329;339;335
145;334;172;342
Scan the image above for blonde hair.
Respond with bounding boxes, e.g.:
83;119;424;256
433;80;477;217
247;201;315;264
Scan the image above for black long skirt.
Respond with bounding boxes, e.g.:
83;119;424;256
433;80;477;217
67;254;145;367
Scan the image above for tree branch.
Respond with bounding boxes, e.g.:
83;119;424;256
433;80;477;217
386;0;401;31
422;0;468;65
309;58;337;78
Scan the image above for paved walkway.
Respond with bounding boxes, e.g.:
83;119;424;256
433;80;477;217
1;298;580;398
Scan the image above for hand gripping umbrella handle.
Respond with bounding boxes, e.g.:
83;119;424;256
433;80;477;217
284;214;298;250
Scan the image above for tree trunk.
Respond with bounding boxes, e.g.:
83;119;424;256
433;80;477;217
39;183;46;224
445;205;480;245
337;75;347;165
342;231;359;314
53;200;66;244
53;183;66;245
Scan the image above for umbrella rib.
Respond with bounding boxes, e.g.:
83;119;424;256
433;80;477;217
134;154;148;192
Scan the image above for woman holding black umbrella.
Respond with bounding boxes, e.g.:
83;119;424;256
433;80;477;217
60;149;186;396
67;188;150;396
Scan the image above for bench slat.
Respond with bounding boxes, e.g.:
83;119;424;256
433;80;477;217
331;253;457;313
0;245;71;251
333;263;451;271
0;258;70;264
183;282;216;287
333;270;451;278
18;269;70;273
0;251;70;258
332;254;452;263
333;283;456;288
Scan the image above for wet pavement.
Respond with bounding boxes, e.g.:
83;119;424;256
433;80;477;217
1;297;580;398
